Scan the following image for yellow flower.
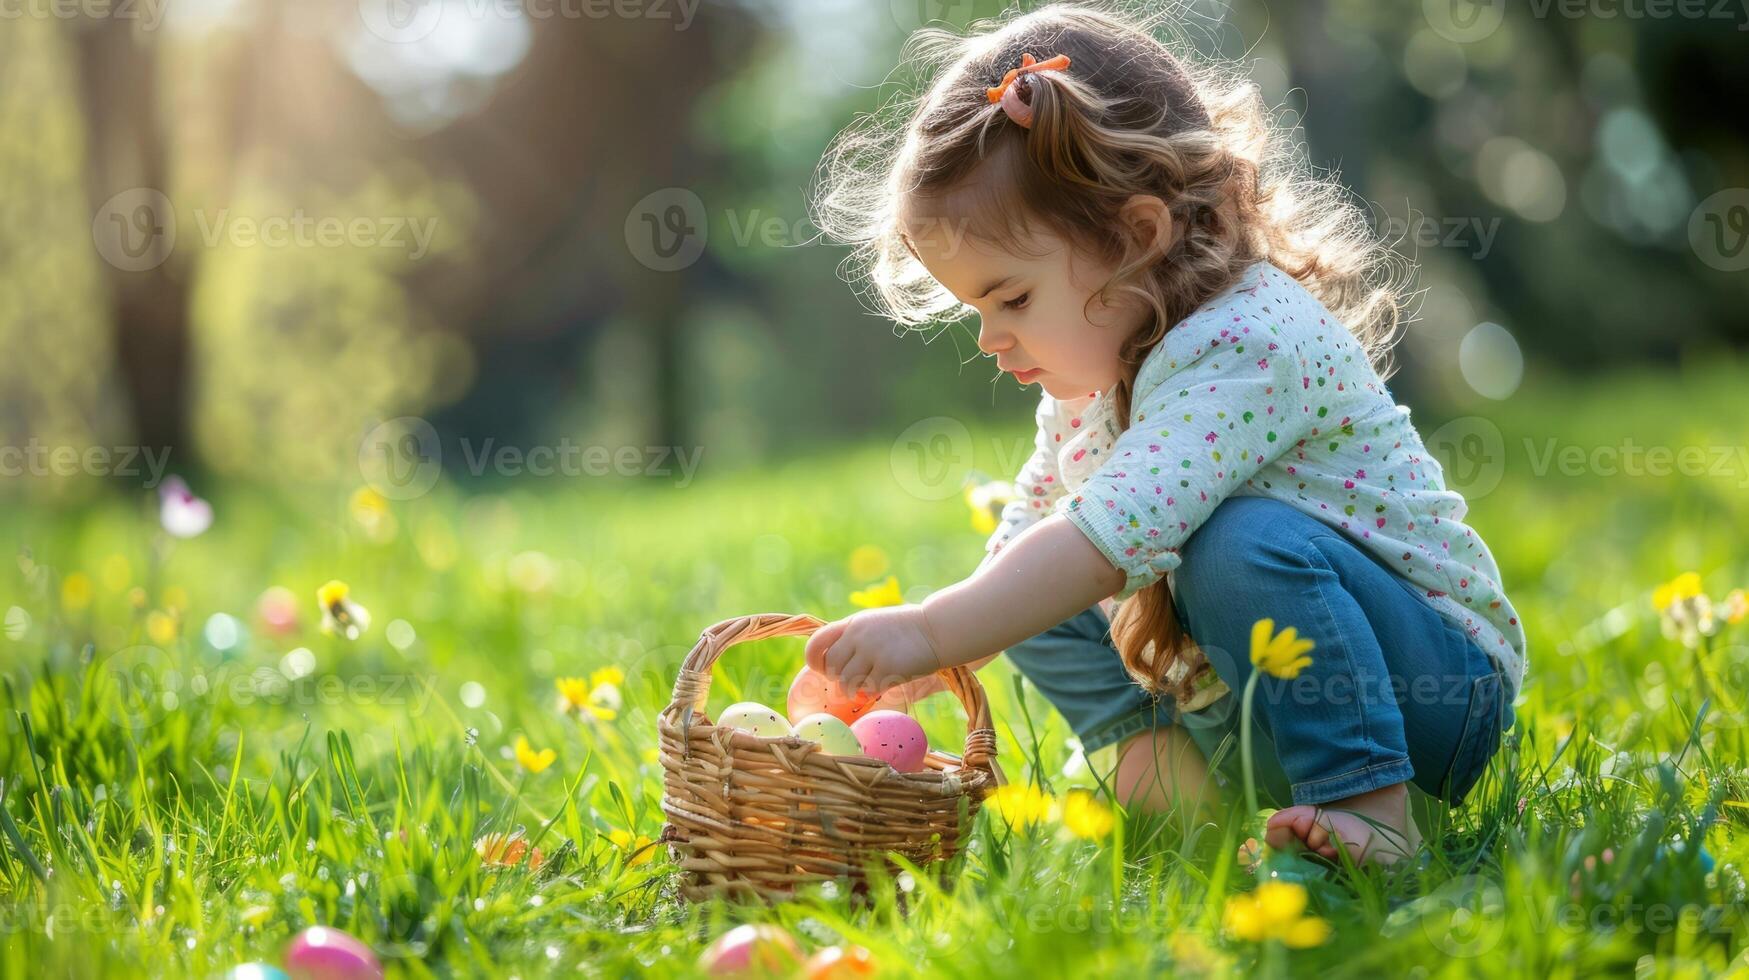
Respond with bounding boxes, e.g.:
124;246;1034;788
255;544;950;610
61;573;93;612
848;545;889;582
1222;881;1331;948
1250;619;1315;679
964;476;1016;535
317;579;371;640
985;783;1056;829
162;585;189;611
146;610;179;646
608;829;656;866
348;486;396;542
556;677;591;712
849;575;903;608
1653;572;1703;612
1060;789;1115;841
515;735;556;774
556;675;621;722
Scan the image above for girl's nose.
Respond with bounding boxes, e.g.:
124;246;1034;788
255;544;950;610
976;318;1012;356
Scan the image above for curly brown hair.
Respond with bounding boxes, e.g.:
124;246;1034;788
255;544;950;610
809;1;1415;700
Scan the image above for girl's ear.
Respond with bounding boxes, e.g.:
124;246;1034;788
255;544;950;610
1118;195;1177;259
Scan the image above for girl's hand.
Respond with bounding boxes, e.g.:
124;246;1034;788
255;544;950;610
804;604;945;697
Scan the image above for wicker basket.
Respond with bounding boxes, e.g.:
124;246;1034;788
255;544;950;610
656;613;1003;902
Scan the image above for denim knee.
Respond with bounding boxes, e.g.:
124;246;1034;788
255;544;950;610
1172;496;1310;633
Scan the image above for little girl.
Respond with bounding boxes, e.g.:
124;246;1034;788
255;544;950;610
802;4;1523;867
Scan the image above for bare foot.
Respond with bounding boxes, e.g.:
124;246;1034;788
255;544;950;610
1263;781;1423;867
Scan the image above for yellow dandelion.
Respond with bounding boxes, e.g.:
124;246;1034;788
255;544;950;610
985;783;1055;830
145;610;179;646
1250;619;1315;680
1653;572;1703;612
1222;880;1331;948
557;669;623;722
162;585;189;611
963;476;1016;535
514;735;556;774
849;575;904;608
848;545;889;581
555;677;591;713
608;829;656;867
1060;788;1115;841
61;573;93;612
317;579;371;640
348;486;397;541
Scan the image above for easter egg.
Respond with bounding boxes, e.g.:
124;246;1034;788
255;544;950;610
716;701;791;738
791;713;862;756
805;944;879;979
787;666;913;726
226;967;290;980
851;710;928;772
284;926;383;980
698;923;803;975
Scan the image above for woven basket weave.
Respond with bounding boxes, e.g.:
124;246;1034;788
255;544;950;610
656;613;1003;902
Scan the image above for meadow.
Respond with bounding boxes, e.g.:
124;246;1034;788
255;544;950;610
2;357;1748;978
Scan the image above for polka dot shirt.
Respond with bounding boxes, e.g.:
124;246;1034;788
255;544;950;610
981;261;1527;703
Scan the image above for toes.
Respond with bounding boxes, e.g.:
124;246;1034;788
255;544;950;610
1264;805;1318;851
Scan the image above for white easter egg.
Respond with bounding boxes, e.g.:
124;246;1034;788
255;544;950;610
715;701;791;738
790;713;862;756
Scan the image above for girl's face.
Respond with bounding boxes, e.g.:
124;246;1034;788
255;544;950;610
899;208;1144;401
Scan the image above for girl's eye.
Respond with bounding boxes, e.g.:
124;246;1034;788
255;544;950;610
1002;292;1031;311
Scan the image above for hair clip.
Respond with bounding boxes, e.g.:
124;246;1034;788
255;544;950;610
985;52;1072;129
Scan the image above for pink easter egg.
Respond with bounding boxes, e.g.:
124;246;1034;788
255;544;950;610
787;666;912;726
850;710;928;773
698;924;803;975
284;926;383;980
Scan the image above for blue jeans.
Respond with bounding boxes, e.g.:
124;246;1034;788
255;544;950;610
1004;496;1516;808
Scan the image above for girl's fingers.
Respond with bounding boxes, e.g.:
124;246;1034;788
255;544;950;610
804;620;848;673
838;653;871;696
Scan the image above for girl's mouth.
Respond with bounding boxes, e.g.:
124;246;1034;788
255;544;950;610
1011;368;1044;383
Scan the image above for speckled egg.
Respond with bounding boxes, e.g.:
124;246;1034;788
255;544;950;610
790;712;862;756
850;710;928;772
284;926;383;980
715;701;792;738
787;666;873;725
698;923;803;975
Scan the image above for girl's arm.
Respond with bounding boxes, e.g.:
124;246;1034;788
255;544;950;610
924;514;1124;668
803;514;1123;695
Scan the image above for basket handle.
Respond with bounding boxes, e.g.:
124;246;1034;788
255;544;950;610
662;613;998;774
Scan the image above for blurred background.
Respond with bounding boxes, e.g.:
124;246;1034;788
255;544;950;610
0;0;1745;498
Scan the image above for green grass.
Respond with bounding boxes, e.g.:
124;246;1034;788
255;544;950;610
3;358;1749;977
